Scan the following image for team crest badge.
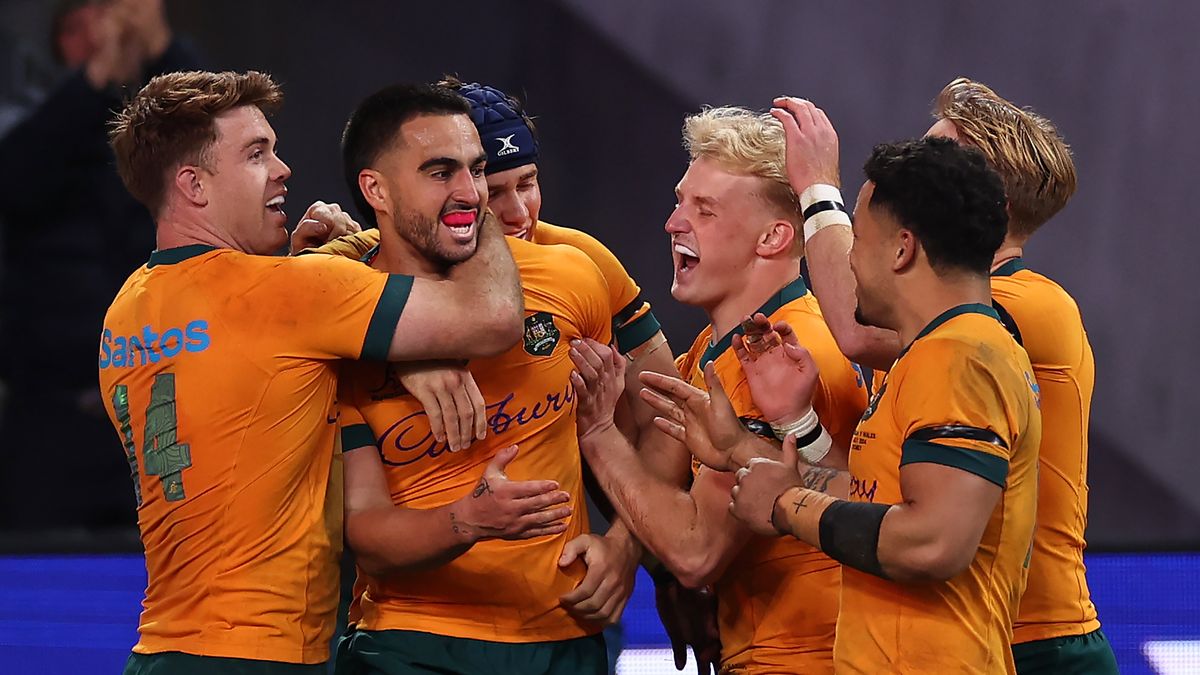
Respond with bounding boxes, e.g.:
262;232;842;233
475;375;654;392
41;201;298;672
523;312;560;356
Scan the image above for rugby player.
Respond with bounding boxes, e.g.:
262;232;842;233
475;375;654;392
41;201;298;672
100;71;524;674
329;82;622;675
568;106;867;674
729;135;1041;673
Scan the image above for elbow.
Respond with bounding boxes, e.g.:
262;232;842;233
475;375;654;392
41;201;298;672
886;541;973;583
469;296;524;358
665;549;723;590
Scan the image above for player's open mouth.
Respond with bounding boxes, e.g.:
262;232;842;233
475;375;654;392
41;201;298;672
674;243;700;274
266;194;286;219
441;210;478;243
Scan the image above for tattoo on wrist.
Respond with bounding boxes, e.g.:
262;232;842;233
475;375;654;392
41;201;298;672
793;491;817;513
799;466;838;493
472;478;491;498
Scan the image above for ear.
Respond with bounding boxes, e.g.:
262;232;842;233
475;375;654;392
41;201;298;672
174;166;207;208
893;228;918;272
359;169;389;221
755;219;798;257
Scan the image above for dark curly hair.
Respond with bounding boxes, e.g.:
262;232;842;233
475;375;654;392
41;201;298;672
864;137;1008;275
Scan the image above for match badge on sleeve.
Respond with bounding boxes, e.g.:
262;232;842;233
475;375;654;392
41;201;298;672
523;312;560;357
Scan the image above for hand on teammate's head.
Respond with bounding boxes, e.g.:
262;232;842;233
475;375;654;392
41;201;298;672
770;96;842;193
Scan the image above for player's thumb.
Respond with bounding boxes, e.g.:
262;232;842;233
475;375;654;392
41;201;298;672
558;534;588;568
484;445;518;479
783;433;800;470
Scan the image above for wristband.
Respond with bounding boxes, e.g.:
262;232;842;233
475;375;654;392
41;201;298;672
803;209;852;242
798;184;844;213
771;408;832;464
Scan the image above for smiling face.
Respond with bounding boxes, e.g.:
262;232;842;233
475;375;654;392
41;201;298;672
664;157;782;310
486;163;542;240
202;105;292;254
370;113;488;265
848;181;901;330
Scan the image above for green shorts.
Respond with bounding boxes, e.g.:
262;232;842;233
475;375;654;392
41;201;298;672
334;629;607;675
1012;628;1119;675
123;651;326;675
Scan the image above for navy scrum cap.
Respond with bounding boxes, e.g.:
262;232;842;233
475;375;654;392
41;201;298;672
457;82;539;175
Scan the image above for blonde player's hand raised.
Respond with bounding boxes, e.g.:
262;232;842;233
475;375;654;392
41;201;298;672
770;96;841;192
557;532;638;626
396;361;487;452
569;338;626;440
637;365;752;473
289;200;362;254
730;434;804;537
448;445;572;543
732;314;821;426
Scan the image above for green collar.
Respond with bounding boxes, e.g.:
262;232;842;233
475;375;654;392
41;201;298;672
992;258;1027;277
147;244;218;268
360;245;380;265
700;275;809;367
897;302;1000;361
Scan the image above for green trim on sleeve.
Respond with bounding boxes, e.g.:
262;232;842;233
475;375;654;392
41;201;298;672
361;274;414;361
341;424;377;452
615;309;662;354
900;439;1009;488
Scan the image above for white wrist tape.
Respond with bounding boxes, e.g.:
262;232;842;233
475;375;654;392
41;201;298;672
798;184;844;213
771;407;833;464
803;209;853;242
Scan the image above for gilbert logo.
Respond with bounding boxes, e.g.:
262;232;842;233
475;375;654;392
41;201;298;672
496;134;520;156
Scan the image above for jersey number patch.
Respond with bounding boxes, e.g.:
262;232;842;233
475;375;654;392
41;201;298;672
111;373;193;505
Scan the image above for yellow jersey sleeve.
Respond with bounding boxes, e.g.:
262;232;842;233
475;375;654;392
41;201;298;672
891;336;1020;488
252;254;412;361
534;221;658;353
306;228;382;259
339;378;375;452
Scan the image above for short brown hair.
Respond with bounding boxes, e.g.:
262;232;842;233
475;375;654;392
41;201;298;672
109;70;283;215
933;77;1077;237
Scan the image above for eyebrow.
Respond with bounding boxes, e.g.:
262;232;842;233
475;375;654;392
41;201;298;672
419;152;488;172
242;136;270;152
518;167;538;182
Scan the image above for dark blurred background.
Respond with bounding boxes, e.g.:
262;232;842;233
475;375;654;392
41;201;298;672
1;0;1195;551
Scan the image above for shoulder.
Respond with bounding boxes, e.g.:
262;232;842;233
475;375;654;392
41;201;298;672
307;229;382;259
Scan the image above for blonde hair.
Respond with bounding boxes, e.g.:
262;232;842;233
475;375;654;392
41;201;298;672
682;106;800;221
934;77;1077;237
109;70;283;215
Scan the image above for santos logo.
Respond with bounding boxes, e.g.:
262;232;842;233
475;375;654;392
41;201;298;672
99;320;211;369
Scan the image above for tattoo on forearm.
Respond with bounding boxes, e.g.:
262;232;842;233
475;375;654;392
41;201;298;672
472;478;491;498
793;492;815;513
799;467;839;494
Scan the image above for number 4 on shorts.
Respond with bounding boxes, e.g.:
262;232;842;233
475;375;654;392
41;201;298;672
111;373;192;504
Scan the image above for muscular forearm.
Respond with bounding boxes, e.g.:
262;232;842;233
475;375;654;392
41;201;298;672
579;425;714;574
806;226;900;371
771;486;969;583
448;217;523;324
347;503;475;577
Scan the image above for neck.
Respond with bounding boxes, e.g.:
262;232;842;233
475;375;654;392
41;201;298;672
706;257;801;340
891;271;993;349
990;233;1028;272
155;207;241;252
374;219;446;279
